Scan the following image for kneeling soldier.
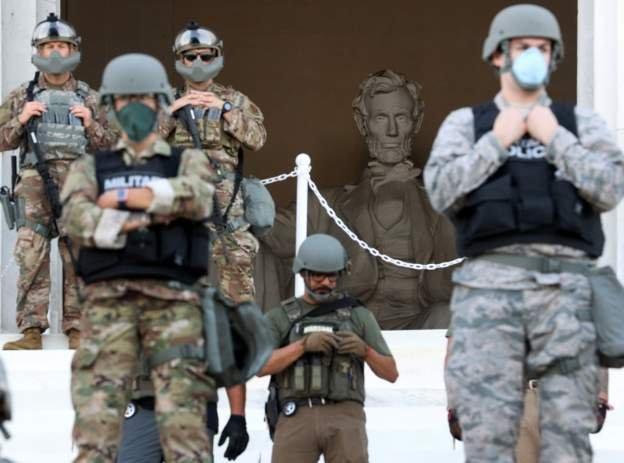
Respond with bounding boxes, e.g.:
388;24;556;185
259;234;398;463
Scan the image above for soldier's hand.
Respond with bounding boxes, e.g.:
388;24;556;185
526;105;558;145
492;107;526;148
303;331;339;354
197;92;225;109
336;331;368;358
170;93;204;113
70;104;93;128
17;101;46;125
447;408;463;441
218;415;249;461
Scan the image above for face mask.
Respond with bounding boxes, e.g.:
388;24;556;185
115;102;157;142
175;55;224;83
32;51;81;74
511;47;549;91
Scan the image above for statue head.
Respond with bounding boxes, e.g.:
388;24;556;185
352;70;424;165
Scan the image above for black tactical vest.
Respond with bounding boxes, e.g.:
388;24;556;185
77;147;210;284
450;101;604;258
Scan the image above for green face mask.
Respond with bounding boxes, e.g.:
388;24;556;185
115;102;157;142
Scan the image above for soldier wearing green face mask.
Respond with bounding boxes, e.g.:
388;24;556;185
259;234;398;463
0;13;115;351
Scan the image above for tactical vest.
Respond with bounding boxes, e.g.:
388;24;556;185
450;101;604;258
21;82;89;166
77;147;210;285
275;298;366;405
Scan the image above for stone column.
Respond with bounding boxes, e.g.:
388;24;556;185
578;0;624;277
0;0;60;333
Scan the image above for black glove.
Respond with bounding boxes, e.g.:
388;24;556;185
447;408;462;441
218;415;249;460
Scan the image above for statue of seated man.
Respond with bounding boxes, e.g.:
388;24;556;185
256;70;457;329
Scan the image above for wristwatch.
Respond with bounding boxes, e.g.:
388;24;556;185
222;101;233;113
117;188;129;210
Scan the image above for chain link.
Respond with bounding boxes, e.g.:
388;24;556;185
260;168;298;185
307;178;465;271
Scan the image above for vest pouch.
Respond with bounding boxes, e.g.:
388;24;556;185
552;180;584;236
77;248;121;279
158;225;189;266
124;228;158;263
462;174;516;239
202;110;223;148
188;226;211;271
587;266;624;368
517;192;554;230
307;355;330;397
242;177;275;236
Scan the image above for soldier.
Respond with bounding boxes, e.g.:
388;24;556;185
424;4;624;462
159;21;267;305
62;53;217;462
259;234;398;463
0;13;114;350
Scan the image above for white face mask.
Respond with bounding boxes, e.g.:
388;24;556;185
510;47;550;90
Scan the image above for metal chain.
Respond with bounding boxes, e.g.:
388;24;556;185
307;178;465;271
260;168;298;185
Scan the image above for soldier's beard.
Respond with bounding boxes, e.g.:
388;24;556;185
367;136;413;165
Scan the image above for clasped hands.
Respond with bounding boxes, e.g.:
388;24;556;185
302;330;368;358
493;105;558;149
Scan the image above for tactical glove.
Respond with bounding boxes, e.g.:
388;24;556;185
218;415;249;460
447;408;462;441
303;331;339;355
592;401;609;434
336;331;368;358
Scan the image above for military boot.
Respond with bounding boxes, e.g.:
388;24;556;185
3;328;43;350
67;329;80;350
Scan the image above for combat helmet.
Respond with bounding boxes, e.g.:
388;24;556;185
31;13;81;74
482;4;563;70
99;53;174;106
293;234;350;303
172;22;224;82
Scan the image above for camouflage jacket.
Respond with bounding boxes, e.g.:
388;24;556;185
424;92;624;289
0;73;115;155
60;137;217;302
159;81;266;223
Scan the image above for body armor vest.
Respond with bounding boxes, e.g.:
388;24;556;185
77;147;210;285
450;101;604;258
22;82;89;166
275;298;366;404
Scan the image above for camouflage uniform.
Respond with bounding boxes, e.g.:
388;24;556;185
62;138;217;463
0;73;114;334
159;82;266;303
425;92;624;462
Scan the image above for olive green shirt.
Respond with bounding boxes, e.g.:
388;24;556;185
266;297;393;357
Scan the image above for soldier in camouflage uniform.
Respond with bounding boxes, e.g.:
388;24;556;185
63;53;217;463
159;22;267;305
0;14;114;350
424;4;624;462
259;234;398;463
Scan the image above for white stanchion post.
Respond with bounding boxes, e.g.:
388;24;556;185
294;153;311;296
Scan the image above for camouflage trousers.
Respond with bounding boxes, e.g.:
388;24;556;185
14;164;80;333
71;292;216;463
446;274;599;463
211;227;258;304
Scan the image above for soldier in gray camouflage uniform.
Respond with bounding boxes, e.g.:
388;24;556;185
424;4;624;462
0;14;114;350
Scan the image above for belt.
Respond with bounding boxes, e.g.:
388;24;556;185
479;253;594;275
286;397;339;408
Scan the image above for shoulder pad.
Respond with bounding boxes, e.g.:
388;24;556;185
280;297;301;321
75;80;91;99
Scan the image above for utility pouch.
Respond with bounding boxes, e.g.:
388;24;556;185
0;187;16;230
241;177;275;236
264;379;280;441
587;266;624;368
